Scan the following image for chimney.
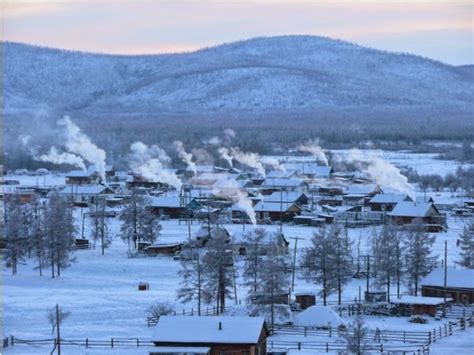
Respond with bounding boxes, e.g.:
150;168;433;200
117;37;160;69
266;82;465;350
218;321;222;330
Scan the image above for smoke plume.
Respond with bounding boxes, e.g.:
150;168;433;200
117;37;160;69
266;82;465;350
218;147;233;168
128;142;182;189
346;149;414;198
212;178;256;225
230;148;265;176
297;139;328;166
37;147;86;171
173;141;196;174
57;116;107;182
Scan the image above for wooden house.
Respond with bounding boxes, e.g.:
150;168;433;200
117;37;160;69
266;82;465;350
262;191;309;207
369;193;412;212
58;184;115;205
144;242;183;256
254;201;301;222
388;202;445;227
261;178;307;192
421;268;474;304
149;196;200;218
66;166;101;185
151;316;269;355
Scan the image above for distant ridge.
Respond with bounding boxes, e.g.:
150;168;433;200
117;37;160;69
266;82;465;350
3;35;473;118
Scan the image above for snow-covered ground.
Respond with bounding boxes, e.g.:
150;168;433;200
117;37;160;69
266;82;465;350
3;151;474;353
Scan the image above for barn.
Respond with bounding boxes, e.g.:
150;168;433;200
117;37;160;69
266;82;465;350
151;316;269;355
421;268;474;304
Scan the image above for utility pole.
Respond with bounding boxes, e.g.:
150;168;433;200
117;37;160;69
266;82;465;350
366;255;370;298
56;304;61;355
443;240;448;316
290;236;300;292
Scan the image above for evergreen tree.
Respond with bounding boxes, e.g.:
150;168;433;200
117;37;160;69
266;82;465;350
258;241;290;329
330;225;353;305
404;220;437;295
177;247;204;315
242;228;267;294
301;228;336;305
90;199;111;255
120;191;161;250
201;229;234;314
372;223;403;301
43;192;76;278
4;194;29;275
457;222;474;268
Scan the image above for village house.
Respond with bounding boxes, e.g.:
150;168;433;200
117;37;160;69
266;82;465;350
144;242;183;257
58;184;115;205
369;193;413;212
65;167;101;185
254;201;302;222
387;201;446;229
151;316;269;355
421;268;474;304
261;178;307;192
262;191;309;207
148;195;200;219
283;162;334;179
343;184;381;206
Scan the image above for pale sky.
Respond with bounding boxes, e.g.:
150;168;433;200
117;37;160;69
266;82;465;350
1;1;473;65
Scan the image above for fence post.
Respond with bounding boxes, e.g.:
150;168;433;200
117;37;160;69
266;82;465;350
444;323;447;337
183;309;185;316
461;317;465;330
433;328;436;343
86;338;88;348
11;336;14;346
137;338;140;347
329;327;332;337
326;342;329;352
380;343;383;353
304;326;307;337
428;331;431;345
403;331;406;343
298;342;301;351
111;338;114;348
449;321;452;335
191;308;194;316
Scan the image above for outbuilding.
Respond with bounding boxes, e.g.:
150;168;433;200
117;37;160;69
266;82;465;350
421;268;474;304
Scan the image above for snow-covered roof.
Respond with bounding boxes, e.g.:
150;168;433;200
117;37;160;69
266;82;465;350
263;191;308;204
283;163;333;177
420;268;474;289
262;178;305;188
390;296;453;306
266;170;298;179
293;306;344;327
388;201;438;218
151;347;210;354
254;201;300;212
152;316;265;344
150;196;182;208
345;184;379;196
370;193;411;204
59;184;113;195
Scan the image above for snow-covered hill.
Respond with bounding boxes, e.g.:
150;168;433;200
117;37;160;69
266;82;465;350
3;35;473;117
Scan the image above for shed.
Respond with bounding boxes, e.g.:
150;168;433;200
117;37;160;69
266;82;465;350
388;202;445;227
254;201;301;222
295;293;316;310
390;296;453;316
421;268;474;304
144;243;183;256
152;316;269;355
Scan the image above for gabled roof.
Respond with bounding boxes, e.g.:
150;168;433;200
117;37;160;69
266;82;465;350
59;184;113;195
232;229;287;245
388;201;439;218
254;201;301;212
263;191;308;204
152;316;266;344
283;163;333;177
266;170;298;179
420;268;474;289
345;184;379;196
150;196;182;208
262;178;306;188
370;193;411;204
